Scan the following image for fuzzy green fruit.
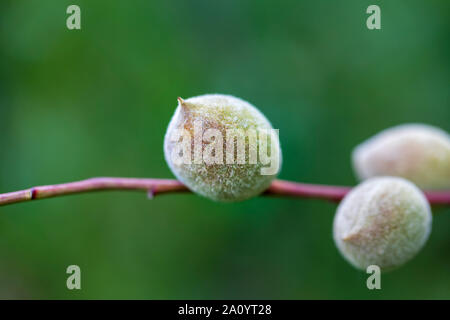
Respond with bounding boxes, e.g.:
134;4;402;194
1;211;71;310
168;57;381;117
333;176;432;271
164;94;282;202
352;124;450;189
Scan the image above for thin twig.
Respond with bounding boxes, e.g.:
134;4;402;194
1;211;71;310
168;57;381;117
0;177;449;207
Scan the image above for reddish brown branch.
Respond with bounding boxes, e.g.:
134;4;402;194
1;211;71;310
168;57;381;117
0;177;449;207
264;180;351;201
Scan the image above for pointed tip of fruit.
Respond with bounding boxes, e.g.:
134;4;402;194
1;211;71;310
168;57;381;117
342;235;354;242
178;97;195;111
341;230;360;243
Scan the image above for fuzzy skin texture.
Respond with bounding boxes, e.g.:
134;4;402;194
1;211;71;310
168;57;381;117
333;177;432;271
164;94;281;202
352;124;450;189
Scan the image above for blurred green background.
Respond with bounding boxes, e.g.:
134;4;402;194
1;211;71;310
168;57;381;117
0;0;449;299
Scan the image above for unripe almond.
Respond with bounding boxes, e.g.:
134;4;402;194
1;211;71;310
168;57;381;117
164;94;282;202
352;124;450;189
333;176;432;271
